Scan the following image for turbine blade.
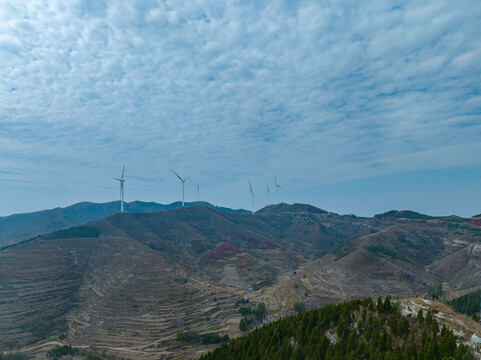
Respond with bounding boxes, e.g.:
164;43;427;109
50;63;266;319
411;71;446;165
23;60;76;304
249;179;253;194
171;169;183;181
114;178;121;181
274;172;277;185
121;164;125;179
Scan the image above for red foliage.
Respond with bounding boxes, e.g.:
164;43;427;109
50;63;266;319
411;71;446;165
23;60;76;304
469;218;481;227
202;242;241;262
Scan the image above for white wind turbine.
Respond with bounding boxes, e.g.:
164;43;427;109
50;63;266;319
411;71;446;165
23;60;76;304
172;170;192;207
249;179;255;214
267;185;271;205
114;165;126;212
274;172;282;204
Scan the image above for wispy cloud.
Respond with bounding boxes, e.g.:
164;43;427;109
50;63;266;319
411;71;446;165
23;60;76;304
0;0;480;215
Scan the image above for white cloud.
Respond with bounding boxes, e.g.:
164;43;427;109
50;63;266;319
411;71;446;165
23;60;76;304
0;0;480;215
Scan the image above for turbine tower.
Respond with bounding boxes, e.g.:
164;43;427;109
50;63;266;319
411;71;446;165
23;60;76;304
274;172;282;204
172;170;192;207
114;165;126;213
267;185;271;205
249;179;255;214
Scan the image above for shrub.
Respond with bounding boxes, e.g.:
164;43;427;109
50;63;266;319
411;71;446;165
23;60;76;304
294;302;306;313
47;345;78;358
45;225;100;239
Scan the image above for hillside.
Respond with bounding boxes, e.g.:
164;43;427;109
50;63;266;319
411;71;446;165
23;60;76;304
1;205;480;358
200;297;474;360
289;216;481;309
448;290;481;316
470;216;481;227
0;200;249;248
0;205;381;358
374;210;435;220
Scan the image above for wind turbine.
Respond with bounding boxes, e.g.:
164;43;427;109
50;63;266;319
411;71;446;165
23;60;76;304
249;180;255;214
267;185;271;205
172;170;192;207
114;165;126;213
274;172;282;204
197;183;200;202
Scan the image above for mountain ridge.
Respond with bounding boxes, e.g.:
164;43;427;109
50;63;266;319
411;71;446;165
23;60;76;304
0;200;249;248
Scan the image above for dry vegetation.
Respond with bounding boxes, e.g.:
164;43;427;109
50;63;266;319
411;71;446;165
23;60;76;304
1;205;480;358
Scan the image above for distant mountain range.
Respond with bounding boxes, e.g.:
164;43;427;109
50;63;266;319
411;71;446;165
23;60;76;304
3;202;478;250
0;200;249;248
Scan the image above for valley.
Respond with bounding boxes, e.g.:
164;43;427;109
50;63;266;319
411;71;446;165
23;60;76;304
1;204;480;359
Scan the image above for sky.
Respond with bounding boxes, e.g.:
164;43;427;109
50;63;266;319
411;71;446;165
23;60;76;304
1;0;481;218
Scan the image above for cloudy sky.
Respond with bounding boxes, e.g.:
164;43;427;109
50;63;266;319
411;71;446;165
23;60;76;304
1;0;480;217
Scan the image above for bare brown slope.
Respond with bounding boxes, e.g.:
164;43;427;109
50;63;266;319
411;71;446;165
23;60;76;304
0;205;382;357
0;229;240;358
0;236;98;348
291;218;481;308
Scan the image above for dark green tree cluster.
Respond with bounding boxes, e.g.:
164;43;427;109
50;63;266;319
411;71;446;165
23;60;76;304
239;302;266;332
448;290;481;316
200;297;474;360
44;225;100;239
177;329;200;343
46;345;79;359
176;329;228;345
428;283;443;300
201;333;229;345
235;297;250;306
294;302;306;313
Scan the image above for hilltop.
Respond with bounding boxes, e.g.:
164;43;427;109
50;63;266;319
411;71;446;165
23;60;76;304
0;200;249;248
255;203;328;215
200;297;475;360
374;210;435;220
0;204;480;358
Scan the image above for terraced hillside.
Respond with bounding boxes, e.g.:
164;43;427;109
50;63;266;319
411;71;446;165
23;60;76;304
283;217;481;309
1;204;480;359
0;226;242;359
